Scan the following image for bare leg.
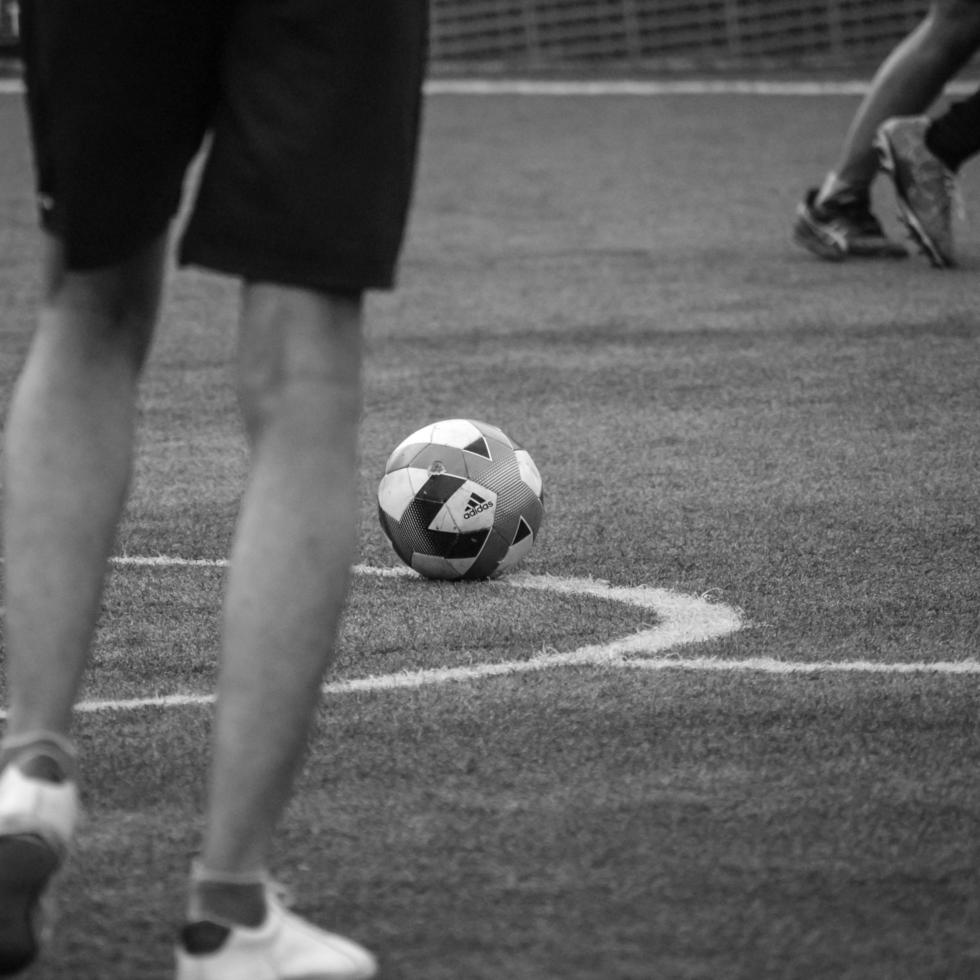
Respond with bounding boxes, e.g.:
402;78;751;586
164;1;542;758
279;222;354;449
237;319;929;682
820;0;980;201
2;235;165;737
198;284;363;881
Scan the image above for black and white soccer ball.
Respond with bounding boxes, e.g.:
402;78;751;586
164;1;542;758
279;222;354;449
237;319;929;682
377;419;544;580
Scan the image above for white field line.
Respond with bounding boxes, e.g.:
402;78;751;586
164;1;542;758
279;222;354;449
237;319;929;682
42;555;976;715
423;78;980;97
1;78;979;98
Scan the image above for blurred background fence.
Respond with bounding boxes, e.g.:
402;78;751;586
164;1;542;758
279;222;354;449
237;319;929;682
0;0;929;71
428;0;926;71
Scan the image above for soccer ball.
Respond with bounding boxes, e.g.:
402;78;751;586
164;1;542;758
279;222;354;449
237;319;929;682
377;418;544;580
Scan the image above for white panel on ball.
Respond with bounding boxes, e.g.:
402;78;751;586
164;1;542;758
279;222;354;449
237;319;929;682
514;450;543;497
430;418;482;449
377;467;418;520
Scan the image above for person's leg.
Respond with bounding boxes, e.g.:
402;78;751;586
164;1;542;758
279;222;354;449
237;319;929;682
793;0;980;261
174;284;379;980
2;235;166;736
0;234;167;975
873;84;980;268
200;282;363;888
180;0;425;895
173;2;425;974
821;0;980;201
3;0;214;744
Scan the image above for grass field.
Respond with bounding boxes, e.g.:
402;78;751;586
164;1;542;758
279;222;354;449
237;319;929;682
1;81;980;979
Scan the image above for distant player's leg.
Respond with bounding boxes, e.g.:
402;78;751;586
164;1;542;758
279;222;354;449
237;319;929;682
876;84;980;266
0;234;166;975
823;0;980;199
794;0;980;259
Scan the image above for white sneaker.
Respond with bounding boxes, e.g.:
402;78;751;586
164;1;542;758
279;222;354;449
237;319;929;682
175;889;378;980
0;759;79;975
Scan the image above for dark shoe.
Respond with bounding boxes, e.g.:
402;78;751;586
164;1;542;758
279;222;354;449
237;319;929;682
876;116;956;268
793;188;907;260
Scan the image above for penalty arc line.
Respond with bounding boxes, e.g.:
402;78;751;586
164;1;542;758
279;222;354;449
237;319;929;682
55;556;980;715
78;557;740;712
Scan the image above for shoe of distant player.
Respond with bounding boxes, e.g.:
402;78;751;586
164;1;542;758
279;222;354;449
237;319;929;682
793;187;907;260
875;116;956;268
0;757;79;976
175;888;377;980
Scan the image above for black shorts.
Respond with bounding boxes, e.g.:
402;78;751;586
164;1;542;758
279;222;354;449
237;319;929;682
20;0;428;291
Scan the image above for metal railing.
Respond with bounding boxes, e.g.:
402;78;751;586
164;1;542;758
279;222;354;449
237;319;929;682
0;0;927;68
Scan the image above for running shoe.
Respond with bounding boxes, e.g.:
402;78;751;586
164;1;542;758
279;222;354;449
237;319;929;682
793;187;907;260
175;886;377;980
0;754;79;975
876;116;957;268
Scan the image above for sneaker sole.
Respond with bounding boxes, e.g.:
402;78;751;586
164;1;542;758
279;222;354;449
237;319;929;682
875;132;953;269
0;835;60;975
792;212;847;261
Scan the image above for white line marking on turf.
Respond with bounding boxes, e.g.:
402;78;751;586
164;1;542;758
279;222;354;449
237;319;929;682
55;556;977;714
2;78;979;98
425;79;875;97
423;78;980;97
72;556;740;712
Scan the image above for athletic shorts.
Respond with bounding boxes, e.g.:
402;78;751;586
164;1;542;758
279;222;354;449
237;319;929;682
19;0;428;291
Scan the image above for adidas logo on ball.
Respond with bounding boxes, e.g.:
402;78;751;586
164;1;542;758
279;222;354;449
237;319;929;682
463;492;493;520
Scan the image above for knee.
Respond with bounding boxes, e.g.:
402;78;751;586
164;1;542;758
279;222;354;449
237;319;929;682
42;246;164;372
237;361;363;454
236;286;364;445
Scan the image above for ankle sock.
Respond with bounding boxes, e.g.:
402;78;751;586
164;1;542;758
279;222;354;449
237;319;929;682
188;861;268;929
0;732;77;783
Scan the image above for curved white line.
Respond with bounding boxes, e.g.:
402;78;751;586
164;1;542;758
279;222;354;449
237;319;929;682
16;558;975;716
60;559;743;712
